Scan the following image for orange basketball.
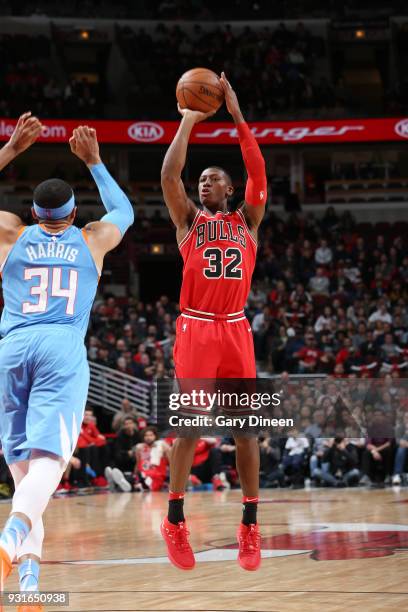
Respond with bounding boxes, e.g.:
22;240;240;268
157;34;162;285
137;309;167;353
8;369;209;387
176;68;224;113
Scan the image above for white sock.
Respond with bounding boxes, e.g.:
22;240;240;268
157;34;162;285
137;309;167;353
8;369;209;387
9;462;44;561
17;520;44;560
0;516;29;561
18;557;40;592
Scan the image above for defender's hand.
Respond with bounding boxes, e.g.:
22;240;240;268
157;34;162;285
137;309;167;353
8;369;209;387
220;72;244;123
7;112;42;155
69;126;101;166
177;103;215;124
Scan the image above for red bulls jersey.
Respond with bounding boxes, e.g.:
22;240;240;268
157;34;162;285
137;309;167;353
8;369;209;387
179;208;257;315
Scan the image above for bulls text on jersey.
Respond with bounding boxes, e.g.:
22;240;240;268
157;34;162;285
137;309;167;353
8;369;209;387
195;219;246;249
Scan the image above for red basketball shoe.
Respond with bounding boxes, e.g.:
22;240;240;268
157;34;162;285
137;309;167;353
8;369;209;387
160;517;195;570
236;523;261;571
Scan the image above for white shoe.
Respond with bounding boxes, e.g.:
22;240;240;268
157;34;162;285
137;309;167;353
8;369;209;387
392;474;401;486
219;472;231;490
112;468;132;492
104;466;116;491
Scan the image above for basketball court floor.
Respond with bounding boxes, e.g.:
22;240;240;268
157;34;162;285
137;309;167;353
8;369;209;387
1;488;407;611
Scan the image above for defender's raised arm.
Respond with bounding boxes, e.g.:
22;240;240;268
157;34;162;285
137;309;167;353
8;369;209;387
0;112;42;239
69;126;134;267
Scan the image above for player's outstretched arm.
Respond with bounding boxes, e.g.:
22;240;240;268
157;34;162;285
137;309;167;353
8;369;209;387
220;73;267;234
69;126;134;267
161;106;213;238
0;112;42;235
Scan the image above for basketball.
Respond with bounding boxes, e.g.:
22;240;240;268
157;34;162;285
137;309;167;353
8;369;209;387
176;67;224;113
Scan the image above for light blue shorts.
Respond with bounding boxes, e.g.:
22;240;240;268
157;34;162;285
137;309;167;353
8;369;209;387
0;325;89;465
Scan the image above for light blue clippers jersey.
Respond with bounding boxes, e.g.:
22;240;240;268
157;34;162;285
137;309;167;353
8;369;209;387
0;224;99;338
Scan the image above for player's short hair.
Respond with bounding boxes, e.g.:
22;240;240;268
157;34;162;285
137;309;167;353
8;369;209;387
33;178;73;211
204;166;233;186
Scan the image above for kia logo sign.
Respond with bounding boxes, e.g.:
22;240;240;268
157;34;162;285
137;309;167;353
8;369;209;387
395;119;408;138
128;122;164;142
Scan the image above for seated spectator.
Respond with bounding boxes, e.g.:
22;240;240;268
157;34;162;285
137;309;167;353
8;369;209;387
189;438;229;491
77;408;109;485
313;437;360;487
392;412;408;485
368;301;393;326
304;409;325;439
293;334;322;373
361;410;393;485
57;454;82;493
314;239;332;266
309;437;332;482
134;427;170;491
283;430;309;486
314;306;335;333
113;416;141;472
309;267;330;296
259;436;284;487
112;399;147;432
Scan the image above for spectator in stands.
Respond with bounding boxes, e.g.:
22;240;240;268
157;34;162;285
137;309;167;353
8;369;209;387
309;267;330;296
259;436;285;487
113;416;141;472
112;399;147;432
314;239;332;266
392;411;408;485
189;438;229;491
361;410;393;485
293;334;322;373
283;430;309;486
134;427;170;491
313;437;360;487
77;408;109;486
304;409;325;439
368;301;393;326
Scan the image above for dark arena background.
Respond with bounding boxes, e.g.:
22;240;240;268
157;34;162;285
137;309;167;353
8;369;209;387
0;1;408;611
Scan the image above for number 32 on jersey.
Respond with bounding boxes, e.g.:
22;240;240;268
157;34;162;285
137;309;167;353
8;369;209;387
203;247;242;279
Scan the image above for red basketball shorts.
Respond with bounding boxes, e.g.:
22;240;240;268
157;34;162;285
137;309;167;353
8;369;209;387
174;311;256;378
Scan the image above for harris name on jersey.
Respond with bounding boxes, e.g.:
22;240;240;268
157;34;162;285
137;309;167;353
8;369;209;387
25;240;79;263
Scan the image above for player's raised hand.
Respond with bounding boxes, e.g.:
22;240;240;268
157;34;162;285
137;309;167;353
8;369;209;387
7;112;43;155
220;72;244;123
177;103;215;124
69;125;101;166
